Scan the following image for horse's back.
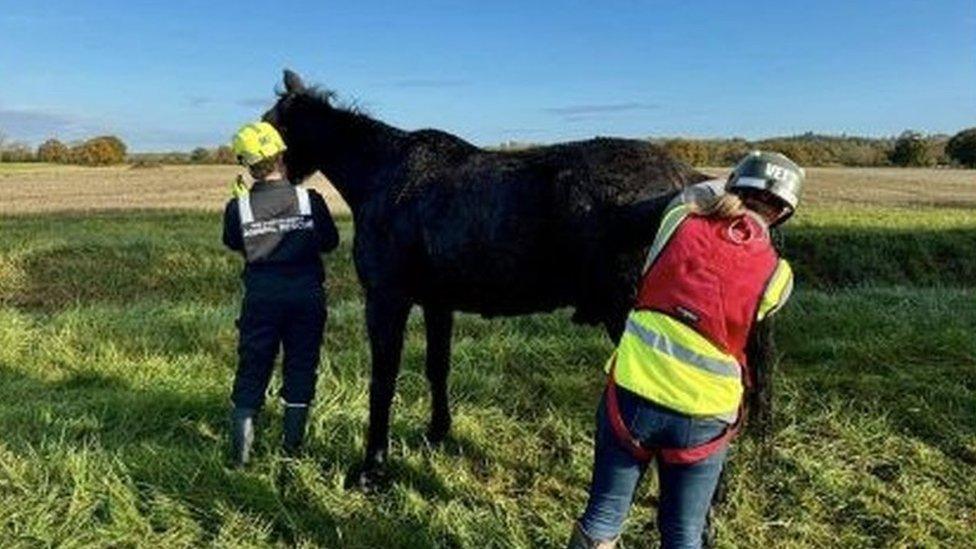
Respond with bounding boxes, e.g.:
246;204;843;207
527;137;706;205
407;137;705;318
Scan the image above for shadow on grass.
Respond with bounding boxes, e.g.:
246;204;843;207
0;367;456;547
3;241;238;310
783;226;976;287
777;287;976;466
788;370;976;466
0;209;973;313
0;212;359;313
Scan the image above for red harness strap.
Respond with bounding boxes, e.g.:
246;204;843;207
605;357;742;465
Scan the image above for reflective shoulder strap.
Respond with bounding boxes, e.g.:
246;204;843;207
757;259;794;321
295;187;312;216
237;195;254;225
642;203;693;274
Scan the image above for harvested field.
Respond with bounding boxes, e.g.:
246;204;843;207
701;166;976;209
1;164;973;215
0;164;349;215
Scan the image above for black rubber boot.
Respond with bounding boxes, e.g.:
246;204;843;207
282;405;309;456
231;407;257;468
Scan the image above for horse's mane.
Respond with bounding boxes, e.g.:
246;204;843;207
278;85;378;125
281;85;479;153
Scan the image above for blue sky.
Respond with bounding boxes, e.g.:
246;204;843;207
1;1;973;151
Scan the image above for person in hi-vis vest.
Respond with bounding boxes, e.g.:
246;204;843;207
223;122;339;467
569;152;803;549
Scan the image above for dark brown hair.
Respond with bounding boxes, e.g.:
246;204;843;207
248;153;282;180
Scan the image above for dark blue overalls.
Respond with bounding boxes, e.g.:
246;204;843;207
222;179;339;463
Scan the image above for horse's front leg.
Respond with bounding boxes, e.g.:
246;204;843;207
348;290;411;490
423;306;453;444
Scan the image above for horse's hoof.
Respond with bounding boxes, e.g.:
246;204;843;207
424;417;452;446
345;464;389;492
276;461;299;488
344;453;389;492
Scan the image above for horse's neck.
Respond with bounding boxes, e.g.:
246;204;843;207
318;113;406;209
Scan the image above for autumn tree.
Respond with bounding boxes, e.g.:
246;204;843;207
190;147;212;163
213;145;236;164
37;139;69;163
946;127;976;168
69;135;127;166
0;142;35;162
662;139;709;166
889;131;933;167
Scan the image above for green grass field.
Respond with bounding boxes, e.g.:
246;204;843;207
0;192;974;546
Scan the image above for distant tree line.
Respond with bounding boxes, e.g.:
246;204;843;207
3;136;128;166
499;129;976;168
658;129;976;168
128;146;236;166
0;133;237;166
0;135;127;166
656;130;976;167
3;128;976;168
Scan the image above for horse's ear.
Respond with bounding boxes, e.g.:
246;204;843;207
283;69;306;94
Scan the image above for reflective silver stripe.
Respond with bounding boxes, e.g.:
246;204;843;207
281;399;309;408
731;176;770;191
625;318;740;378
715;410;738;424
237;195;254;224
295;187;311;216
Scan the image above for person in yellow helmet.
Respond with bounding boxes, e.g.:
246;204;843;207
223;121;339;467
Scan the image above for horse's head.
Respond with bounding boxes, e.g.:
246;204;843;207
262;69;336;183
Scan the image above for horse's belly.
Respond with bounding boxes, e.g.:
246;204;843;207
419;241;575;315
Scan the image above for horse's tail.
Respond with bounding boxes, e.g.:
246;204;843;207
746;317;777;452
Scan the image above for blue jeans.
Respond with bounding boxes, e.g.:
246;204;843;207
578;387;729;548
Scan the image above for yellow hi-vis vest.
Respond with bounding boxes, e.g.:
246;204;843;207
607;204;794;419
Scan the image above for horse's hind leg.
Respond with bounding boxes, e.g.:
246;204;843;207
350;291;411;489
603;299;630;345
423;306;453;444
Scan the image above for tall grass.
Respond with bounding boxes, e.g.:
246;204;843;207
0;210;973;547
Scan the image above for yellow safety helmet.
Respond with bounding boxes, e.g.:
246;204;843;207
231;121;287;166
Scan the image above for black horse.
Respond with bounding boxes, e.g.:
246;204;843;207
263;70;710;486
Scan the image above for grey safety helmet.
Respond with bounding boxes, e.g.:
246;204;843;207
727;151;804;224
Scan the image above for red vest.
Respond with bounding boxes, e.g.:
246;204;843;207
636;212;778;368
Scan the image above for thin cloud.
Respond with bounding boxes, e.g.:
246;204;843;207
0;107;222;150
238;97;272;109
0;108;104;142
544;102;659;117
186;96;214;107
500;127;546;134
129;126;226;150
389;78;469;88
